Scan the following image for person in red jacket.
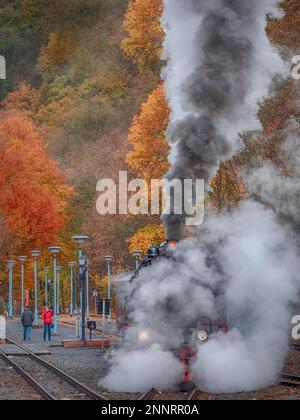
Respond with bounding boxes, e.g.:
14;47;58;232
42;306;54;342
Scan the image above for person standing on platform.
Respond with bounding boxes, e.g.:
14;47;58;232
42;306;54;342
21;306;33;341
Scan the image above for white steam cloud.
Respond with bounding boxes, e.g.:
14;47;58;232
247;120;300;227
192;202;300;392
101;344;183;393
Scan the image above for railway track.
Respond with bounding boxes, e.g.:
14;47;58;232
139;372;300;400
139;387;197;400
290;343;300;351
2;335;299;400
0;339;107;401
280;372;300;388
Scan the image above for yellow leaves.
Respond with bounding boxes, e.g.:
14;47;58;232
258;80;297;135
36;72;127;131
37;32;72;75
126;84;170;182
122;2;168;244
128;224;165;254
36;92;76;129
209;162;247;211
121;0;164;71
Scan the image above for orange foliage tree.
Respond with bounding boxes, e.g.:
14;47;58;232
2;83;39;119
126;84;170;250
258;80;298;135
0;113;73;254
209;161;248;211
122;0;167;251
126;84;170;182
128;224;165;254
121;0;164;71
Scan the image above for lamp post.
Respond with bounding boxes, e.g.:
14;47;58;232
56;265;63;315
31;251;40;325
68;262;75;316
72;235;89;340
19;257;27;314
48;247;61;334
86;259;90;320
132;250;143;270
104;256;113;323
7;261;15;318
47;279;52;306
44;268;50;306
78;255;87;341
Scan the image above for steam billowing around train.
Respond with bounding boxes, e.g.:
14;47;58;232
102;203;300;393
113;240;229;391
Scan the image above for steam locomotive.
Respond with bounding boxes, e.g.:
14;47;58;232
114;240;229;391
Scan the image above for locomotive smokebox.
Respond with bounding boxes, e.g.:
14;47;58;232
159;239;178;257
162;213;185;243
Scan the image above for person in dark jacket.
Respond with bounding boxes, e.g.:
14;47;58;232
21;306;33;341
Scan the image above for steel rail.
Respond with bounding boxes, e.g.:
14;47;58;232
6;338;107;400
290;343;300;351
282;372;300;381
0;347;55;400
280;372;300;387
138;388;155;400
186;387;198;400
139;387;197;400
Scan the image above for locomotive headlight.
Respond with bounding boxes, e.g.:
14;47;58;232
138;329;150;342
197;330;209;342
168;240;177;250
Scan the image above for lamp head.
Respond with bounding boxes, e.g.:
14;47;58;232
19;256;27;263
48;246;61;255
72;235;89;246
132;250;143;259
31;250;41;258
7;260;15;269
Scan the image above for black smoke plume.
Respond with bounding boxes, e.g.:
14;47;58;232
162;0;285;240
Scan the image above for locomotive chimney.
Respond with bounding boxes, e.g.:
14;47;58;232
162;214;185;242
